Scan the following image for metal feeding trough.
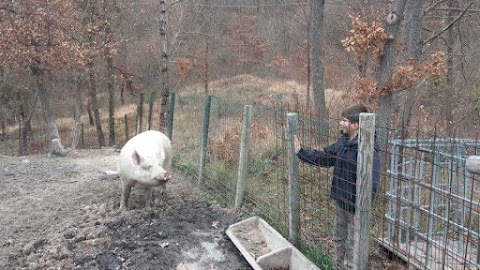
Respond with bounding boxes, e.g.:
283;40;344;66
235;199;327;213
226;216;321;270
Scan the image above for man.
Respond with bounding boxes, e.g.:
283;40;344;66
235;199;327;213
293;104;380;269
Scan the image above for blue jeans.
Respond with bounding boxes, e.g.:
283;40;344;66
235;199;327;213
333;205;354;269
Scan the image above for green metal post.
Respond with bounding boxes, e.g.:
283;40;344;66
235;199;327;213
147;92;155;130
136;93;144;135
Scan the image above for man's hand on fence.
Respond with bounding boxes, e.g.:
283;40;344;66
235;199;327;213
294;135;301;154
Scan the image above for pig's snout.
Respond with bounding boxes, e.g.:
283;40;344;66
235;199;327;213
153;167;168;181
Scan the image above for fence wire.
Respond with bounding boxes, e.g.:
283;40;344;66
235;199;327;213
372;122;480;270
4;91;480;270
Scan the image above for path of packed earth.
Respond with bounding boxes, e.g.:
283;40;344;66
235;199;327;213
0;148;251;270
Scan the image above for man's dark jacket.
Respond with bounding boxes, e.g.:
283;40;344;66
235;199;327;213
297;132;380;213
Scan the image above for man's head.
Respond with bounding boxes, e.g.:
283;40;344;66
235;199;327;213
342;104;368;123
340;104;368;136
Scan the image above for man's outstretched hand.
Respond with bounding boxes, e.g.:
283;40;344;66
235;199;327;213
293;135;301;154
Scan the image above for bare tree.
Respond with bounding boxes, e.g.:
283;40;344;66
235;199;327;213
0;0;84;156
159;0;170;131
86;0;106;147
103;0;117;146
399;0;423;137
310;0;328;139
72;74;83;149
376;0;407;153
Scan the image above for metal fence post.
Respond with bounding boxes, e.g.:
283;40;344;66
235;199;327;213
353;113;375;270
198;95;212;186
124;114;129;141
286;112;300;247
168;91;176;140
147;92;155;130
235;105;253;210
136;93;144;135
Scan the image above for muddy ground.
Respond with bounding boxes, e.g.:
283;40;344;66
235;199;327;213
0;148;252;270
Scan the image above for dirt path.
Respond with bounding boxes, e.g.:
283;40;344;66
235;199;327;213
0;148;251;270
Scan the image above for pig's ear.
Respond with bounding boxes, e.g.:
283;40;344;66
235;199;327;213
131;149;142;166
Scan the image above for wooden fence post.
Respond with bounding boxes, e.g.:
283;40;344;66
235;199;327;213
136;93;144;135
286;112;300;247
198;95;212;186
353;113;375;270
147;92;155;131
235;105;253;210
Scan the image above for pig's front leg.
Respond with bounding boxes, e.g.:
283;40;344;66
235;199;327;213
153;184;167;207
120;182;132;210
144;187;154;209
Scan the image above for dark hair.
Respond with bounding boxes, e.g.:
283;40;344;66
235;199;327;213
341;104;368;123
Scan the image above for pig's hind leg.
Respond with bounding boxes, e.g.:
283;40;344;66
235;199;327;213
120;182;132;210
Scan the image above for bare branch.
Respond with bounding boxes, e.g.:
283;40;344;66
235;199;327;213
424;0;449;14
432;7;480;12
168;0;184;8
423;1;474;45
0;6;16;14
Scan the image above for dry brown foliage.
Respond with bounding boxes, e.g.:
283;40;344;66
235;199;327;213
208;119;274;166
225;14;270;64
208;126;241;165
0;1;85;73
341;15;388;62
176;58;193;80
342;15;448;107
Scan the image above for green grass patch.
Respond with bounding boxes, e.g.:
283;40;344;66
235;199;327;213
300;243;338;270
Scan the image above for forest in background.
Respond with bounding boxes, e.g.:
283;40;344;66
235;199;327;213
1;0;479;155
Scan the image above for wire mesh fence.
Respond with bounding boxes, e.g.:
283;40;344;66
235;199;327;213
3;90;480;270
372;124;480;270
172;93;480;270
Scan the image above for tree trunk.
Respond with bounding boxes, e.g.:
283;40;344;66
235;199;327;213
104;0;116;146
33;68;67;156
88;61;106;147
87;0;105;147
87;96;95;126
0;117;5;138
159;0;170;132
120;80;125;105
72;75;83;149
376;0;407;155
399;0;423;137
444;0;456;136
204;0;211;96
19;110;28;155
306;2;312;111
204;38;209;95
310;0;328;141
107;52;115;146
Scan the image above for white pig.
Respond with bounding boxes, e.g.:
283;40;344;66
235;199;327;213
117;130;172;209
